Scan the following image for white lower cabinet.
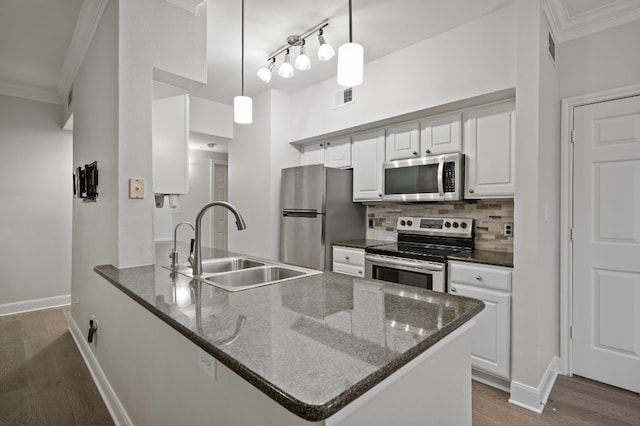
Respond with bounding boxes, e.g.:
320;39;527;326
332;246;365;277
448;261;512;381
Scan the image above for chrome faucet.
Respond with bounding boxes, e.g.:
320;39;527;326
193;201;247;276
170;222;195;270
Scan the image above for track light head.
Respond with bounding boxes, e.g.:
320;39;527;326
278;49;294;78
295;41;311;70
317;28;335;61
257;58;275;83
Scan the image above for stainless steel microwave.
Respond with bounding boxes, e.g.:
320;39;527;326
382;152;464;202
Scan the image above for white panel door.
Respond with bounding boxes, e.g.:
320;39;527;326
385;122;420;161
302;142;325;165
325;137;351;168
420;112;462;155
572;95;640;392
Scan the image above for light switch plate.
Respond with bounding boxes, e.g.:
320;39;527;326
129;178;144;199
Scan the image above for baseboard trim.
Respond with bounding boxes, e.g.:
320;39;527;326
0;294;71;316
472;369;511;393
68;316;132;426
509;356;560;414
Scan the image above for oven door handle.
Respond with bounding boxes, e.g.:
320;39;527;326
365;255;444;272
437;156;445;196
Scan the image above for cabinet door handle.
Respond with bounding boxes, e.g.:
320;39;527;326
412;151;418;157
345;256;350;261
358;270;363;275
476;275;482;281
450;287;457;293
468;189;475;194
378;194;382;198
320;143;324;147
425;149;431;154
327;142;331;146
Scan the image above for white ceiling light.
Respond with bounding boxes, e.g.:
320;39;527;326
294;40;311;70
258;20;333;83
234;0;252;124
337;0;363;87
278;49;294;78
257;58;275;83
317;28;335;61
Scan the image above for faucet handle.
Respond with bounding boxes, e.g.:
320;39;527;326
190;238;195;255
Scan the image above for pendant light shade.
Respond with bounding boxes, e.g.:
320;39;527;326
337;42;363;87
234;95;252;124
337;0;363;87
234;0;252;124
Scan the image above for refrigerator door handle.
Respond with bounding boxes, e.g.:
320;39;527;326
282;210;319;218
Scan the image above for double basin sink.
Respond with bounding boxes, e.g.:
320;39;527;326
171;256;321;292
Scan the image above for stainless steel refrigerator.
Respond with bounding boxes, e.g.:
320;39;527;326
280;164;366;270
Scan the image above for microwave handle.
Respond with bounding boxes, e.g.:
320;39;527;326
437;157;445;195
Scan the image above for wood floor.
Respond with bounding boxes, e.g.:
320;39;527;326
2;307;639;425
0;306;113;425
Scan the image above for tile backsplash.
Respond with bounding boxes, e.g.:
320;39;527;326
366;200;514;253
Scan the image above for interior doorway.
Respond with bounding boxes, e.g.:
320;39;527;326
564;92;640;393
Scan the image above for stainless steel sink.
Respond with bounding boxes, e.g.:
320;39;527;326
202;266;308;291
173;256;321;292
200;257;265;273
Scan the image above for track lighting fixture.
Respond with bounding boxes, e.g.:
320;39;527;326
257;20;334;83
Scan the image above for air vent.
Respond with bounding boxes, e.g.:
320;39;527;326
548;32;556;64
334;87;354;109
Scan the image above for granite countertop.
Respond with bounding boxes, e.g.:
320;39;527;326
332;239;391;249
94;242;484;422
448;249;514;268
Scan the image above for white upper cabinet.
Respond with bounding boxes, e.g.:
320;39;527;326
302;137;351;168
420;112;462;155
324;137;352;168
352;129;385;202
385;122;420;161
302;142;325;165
463;100;515;198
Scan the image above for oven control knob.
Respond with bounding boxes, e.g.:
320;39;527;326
452;222;459;228
444;222;451;228
460;222;468;229
407;220;413;226
400;220;406;226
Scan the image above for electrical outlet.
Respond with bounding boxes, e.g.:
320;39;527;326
198;349;216;380
503;223;513;237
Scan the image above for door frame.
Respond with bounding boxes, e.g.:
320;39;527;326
560;83;640;376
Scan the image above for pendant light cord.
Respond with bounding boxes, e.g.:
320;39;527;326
241;0;245;96
348;0;353;42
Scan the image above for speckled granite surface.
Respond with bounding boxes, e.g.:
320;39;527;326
94;242;484;422
332;239;391;249
447;249;514;267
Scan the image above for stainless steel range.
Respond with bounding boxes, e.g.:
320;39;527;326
365;217;474;292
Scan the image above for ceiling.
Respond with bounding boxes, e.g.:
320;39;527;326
1;0;640;107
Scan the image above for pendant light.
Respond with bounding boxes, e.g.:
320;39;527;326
234;0;252;124
337;0;363;87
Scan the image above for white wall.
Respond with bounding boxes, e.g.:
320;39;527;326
558;19;640;99
282;1;517;143
71;0;119;337
511;0;560;406
0;95;72;309
227;90;300;260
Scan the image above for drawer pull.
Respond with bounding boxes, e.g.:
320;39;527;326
345;256;350;261
476;275;482;281
450;287;457;293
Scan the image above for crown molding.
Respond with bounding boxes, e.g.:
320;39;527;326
165;0;207;14
545;0;640;43
56;0;109;99
0;80;62;104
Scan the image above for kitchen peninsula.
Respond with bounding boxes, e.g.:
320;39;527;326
88;242;484;425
